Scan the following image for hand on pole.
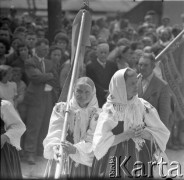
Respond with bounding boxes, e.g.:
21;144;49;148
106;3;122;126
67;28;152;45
61;141;77;155
53;145;61;162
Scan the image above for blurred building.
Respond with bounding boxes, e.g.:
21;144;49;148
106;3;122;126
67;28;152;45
0;0;183;26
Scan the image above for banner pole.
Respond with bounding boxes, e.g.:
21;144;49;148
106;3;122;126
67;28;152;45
54;9;87;179
155;29;184;61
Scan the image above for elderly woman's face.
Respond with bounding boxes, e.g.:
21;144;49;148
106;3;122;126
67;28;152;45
125;71;138;100
74;83;93;108
96;44;109;63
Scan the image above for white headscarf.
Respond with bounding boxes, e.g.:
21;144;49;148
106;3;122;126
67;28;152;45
69;77;99;144
106;68;145;151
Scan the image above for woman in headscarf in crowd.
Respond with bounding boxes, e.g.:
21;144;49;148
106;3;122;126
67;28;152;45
1;99;26;178
43;77;101;178
91;68;170;178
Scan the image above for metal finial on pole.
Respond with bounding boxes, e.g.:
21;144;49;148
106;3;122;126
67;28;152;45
81;0;91;12
83;0;89;6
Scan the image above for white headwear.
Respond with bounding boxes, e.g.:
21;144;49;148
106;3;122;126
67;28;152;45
69;77;99;144
107;68;128;105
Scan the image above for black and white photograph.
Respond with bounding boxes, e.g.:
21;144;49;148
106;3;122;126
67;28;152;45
0;0;184;179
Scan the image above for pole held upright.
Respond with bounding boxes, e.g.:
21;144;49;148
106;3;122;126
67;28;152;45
54;7;90;179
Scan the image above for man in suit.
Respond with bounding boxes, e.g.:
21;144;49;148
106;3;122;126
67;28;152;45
137;53;171;129
86;43;118;107
23;38;59;164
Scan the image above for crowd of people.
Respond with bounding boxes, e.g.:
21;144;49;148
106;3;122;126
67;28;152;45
0;7;184;179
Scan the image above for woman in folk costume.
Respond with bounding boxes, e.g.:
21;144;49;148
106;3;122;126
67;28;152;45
1;99;26;178
91;68;170;178
43;77;101;177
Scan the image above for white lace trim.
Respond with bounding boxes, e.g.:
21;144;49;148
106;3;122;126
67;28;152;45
103;102;145;151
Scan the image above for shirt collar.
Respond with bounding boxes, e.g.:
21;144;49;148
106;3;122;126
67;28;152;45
143;72;154;82
35;54;44;62
97;58;106;68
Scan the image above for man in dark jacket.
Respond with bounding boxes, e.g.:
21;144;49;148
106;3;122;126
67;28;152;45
86;43;118;107
138;53;171;129
23;38;59;164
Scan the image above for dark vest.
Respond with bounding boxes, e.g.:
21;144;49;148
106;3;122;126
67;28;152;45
112;121;124;135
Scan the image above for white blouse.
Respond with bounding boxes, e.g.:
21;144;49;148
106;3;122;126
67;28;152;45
0;81;17;105
43;102;101;167
93;98;170;160
1;100;26;150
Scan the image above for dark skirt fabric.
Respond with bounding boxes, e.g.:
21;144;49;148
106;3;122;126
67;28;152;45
91;139;154;179
44;158;91;178
1;142;22;179
69;159;92;178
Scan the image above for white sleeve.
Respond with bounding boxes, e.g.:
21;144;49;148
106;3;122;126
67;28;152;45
92;105;118;160
69;109;101;167
70;141;94;167
43;102;66;160
1;100;26;150
142;99;170;152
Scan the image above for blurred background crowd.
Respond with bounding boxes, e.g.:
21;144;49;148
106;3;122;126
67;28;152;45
0;0;184;165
